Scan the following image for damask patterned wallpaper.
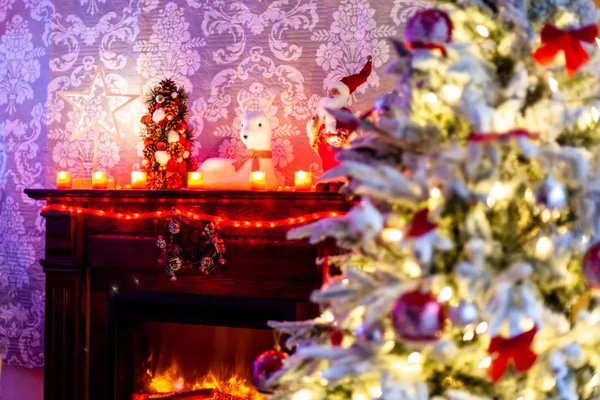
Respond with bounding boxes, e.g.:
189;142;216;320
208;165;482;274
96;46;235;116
0;0;425;367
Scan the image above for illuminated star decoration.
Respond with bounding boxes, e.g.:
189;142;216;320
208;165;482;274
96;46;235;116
58;65;139;170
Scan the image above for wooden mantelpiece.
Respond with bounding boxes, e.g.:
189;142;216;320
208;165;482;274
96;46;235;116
25;189;351;400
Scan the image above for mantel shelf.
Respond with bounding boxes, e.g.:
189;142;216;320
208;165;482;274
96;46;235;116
24;188;348;203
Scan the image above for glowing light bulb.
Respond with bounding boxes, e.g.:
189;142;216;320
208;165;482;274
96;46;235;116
488;181;509;206
442;84;461;103
476;322;488;334
524;188;534;203
381;228;403;242
352;394;368;400
548;76;558;93
476;25;489;37
407;352;421;364
589;373;599;388
292;389;314;400
592;107;600;123
596;37;600;48
424;92;438;105
438;286;453;302
403;259;422;278
368;385;382;398
322;310;335;323
535;236;553;260
463;330;475;341
430;187;442;199
479;356;491;369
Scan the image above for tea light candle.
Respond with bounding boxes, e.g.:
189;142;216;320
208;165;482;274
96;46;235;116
56;171;72;189
294;170;312;191
188;172;203;190
131;171;147;189
249;171;266;190
92;171;108;189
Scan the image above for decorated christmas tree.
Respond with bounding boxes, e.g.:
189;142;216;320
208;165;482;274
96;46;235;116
140;79;195;190
257;0;600;399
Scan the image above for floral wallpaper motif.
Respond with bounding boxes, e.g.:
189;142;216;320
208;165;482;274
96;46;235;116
0;0;425;368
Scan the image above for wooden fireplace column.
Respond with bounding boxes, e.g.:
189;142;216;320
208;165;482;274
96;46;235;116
25;189;351;400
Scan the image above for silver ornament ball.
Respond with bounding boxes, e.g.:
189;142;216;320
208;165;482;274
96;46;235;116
534;175;567;211
169;220;181;234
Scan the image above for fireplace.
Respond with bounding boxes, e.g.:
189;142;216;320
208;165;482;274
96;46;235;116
24;189;351;400
113;291;292;399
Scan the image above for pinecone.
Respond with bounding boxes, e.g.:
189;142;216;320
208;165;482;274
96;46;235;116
163;102;179;121
158;79;177;94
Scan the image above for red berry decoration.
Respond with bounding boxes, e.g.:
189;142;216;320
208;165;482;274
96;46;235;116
156;142;167;151
391;289;446;341
405;9;453;54
251;349;288;394
583;241;600;288
328;326;344;346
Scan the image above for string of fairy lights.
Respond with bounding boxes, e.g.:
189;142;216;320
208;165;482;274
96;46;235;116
40;204;344;228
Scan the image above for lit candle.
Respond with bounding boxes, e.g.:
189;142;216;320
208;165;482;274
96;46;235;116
249;171;266;191
294;170;312;191
92;171;108;189
188;172;203;190
131;171;147;189
56;171;72;189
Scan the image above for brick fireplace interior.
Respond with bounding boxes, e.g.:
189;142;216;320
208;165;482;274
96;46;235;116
25;189;349;400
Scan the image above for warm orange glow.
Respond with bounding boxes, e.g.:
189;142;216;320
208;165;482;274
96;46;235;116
294;170;312;191
92;171;108;189
188;172;203;190
143;364;262;400
56;171;72;189
131;171;147;189
249;171;266;190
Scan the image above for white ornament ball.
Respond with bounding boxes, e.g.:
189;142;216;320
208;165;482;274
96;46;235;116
183;151;190;159
152;108;166;124
155;150;171;166
167;129;180;143
171;92;178;99
177;157;183;163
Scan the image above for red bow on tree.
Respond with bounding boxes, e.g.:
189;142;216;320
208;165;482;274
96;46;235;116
487;326;538;382
533;24;598;77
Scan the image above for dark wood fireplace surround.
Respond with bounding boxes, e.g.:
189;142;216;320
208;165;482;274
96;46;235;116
24;189;351;400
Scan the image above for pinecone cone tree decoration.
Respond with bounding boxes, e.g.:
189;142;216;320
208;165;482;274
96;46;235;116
139;79;195;190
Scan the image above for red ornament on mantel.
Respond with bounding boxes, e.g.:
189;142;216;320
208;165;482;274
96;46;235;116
251;350;288;394
405;9;453;55
583;241;600;288
488;326;538;381
391;289;446;341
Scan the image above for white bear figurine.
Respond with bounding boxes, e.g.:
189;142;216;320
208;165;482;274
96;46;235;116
199;89;279;190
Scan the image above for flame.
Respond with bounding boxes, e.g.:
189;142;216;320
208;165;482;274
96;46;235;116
144;365;263;400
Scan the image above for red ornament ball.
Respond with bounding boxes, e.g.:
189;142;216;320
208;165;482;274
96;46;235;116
583;241;600;288
166;158;178;173
405;9;453;49
327;326;344;346
156;142;167;151
391;289;446;341
251;349;288;393
144;138;151;147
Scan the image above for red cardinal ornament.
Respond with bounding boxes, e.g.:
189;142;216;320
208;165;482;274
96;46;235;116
533;23;598;76
583;241;600;288
488;326;538;381
391;289;446;341
405;9;453;55
251;349;288;394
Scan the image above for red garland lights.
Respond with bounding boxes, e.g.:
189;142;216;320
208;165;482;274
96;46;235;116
40;204;343;228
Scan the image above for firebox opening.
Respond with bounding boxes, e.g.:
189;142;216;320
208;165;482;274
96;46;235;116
109;291;298;400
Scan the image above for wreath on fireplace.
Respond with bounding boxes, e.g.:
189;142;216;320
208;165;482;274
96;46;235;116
155;214;226;281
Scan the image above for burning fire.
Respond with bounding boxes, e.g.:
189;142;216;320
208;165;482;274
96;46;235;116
140;365;263;400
